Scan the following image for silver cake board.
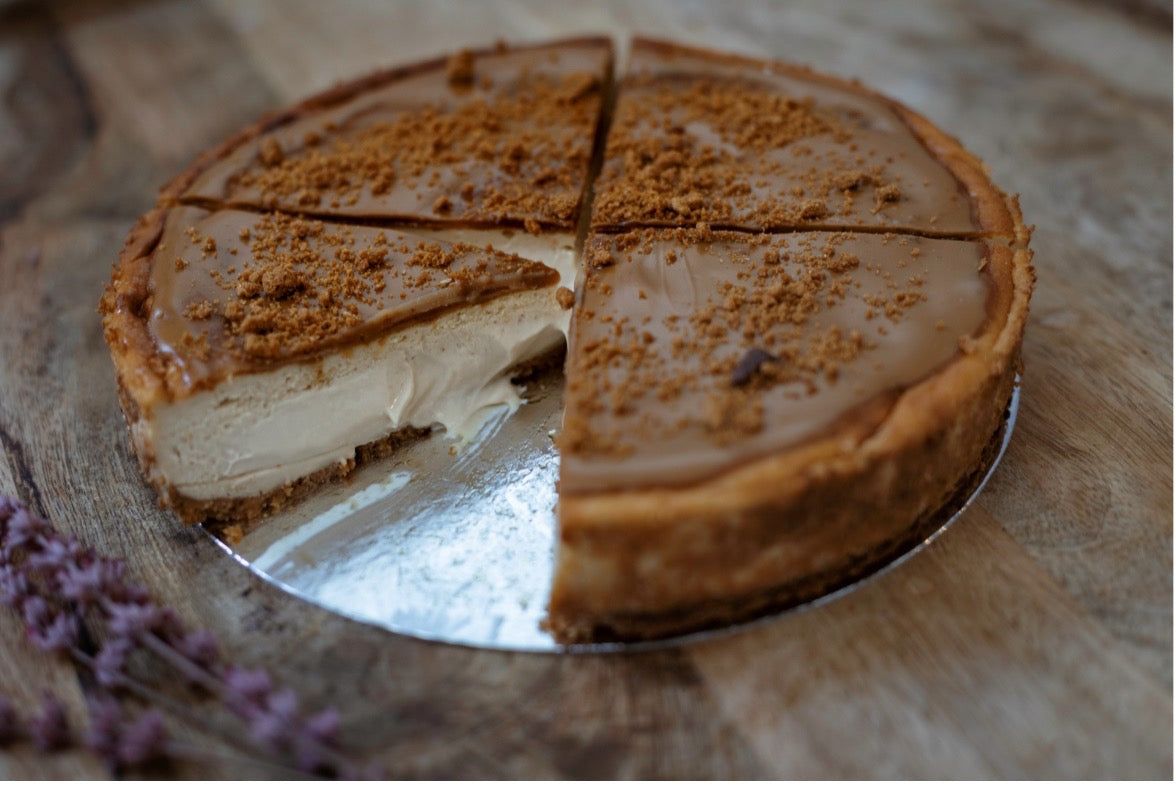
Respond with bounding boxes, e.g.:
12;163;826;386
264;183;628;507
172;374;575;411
205;371;1019;653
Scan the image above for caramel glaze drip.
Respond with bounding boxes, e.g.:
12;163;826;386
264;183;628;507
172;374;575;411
148;206;558;395
558;228;990;494
591;42;979;234
181;42;610;231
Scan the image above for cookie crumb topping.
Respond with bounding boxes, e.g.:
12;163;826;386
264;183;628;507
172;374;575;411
591;70;919;230
152;210;557;372
446;49;476;87
559;228;961;458
228;64;602;228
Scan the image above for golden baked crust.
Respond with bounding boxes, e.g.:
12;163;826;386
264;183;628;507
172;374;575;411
102;205;173;425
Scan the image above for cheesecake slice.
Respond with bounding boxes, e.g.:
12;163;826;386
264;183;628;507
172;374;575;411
103;205;574;523
592;38;1014;236
171;37;612;231
549;227;1031;641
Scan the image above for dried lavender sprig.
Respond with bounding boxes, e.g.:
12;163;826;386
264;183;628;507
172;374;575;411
95;595;355;772
0;689;166;768
16;575;339;775
28;693;71;752
136;628;357;775
0;689;318;778
0;495;379;778
82;694;168;769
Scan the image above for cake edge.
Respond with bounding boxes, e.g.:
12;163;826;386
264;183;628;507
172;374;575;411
547;384;1016;644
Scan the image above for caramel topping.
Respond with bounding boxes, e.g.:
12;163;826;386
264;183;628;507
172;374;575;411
147;207;559;394
229;73;599;224
183;41;611;230
591;40;977;233
559;229;990;492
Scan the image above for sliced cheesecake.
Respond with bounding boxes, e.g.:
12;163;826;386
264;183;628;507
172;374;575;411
102;36;1033;643
103;205;574;523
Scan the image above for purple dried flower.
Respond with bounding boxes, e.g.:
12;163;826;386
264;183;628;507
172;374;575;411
28;611;79;653
0;696;19;745
0;494;18;521
224;666;273;704
171;629;219;669
59;559;125;606
265;687;299;722
109;580;151;605
27;535;86;573
116;709;168;767
21;595;51;630
105;601;165;639
0;564;27;606
244;688;303;755
305;706;340;745
83;694;124;764
83;697;169;770
93;638;134;688
296;707;341;772
29;693;70;752
247;709;288;752
3;507;46;553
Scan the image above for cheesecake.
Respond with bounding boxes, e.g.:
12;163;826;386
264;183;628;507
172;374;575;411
592;38;1014;236
105;205;574;522
101;36;1033;642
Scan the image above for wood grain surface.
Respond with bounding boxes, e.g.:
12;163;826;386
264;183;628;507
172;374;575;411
0;0;1171;778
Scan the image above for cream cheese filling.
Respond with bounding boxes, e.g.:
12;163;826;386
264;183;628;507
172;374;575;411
146;231;575;502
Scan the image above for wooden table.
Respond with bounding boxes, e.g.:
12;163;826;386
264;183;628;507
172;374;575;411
1;0;1170;777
